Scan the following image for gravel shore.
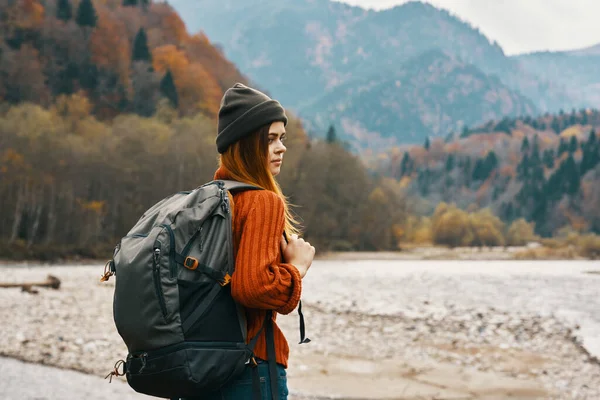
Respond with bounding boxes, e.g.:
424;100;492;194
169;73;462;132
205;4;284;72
1;260;599;399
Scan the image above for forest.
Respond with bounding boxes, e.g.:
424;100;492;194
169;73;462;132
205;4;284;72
0;0;598;259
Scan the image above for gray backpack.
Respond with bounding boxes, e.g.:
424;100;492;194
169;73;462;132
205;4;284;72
103;180;283;398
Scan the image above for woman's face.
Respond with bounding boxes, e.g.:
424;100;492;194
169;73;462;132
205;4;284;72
268;121;287;176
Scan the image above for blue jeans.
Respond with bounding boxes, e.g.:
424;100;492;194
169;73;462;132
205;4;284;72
183;361;288;400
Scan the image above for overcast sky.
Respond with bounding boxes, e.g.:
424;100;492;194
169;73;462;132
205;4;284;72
334;0;600;55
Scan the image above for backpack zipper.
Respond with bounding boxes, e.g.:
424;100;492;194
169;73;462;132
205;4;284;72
182;226;202;257
160;224;176;278
152;245;168;320
133;341;245;360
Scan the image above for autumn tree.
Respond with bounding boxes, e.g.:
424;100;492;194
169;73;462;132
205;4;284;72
506;218;537;246
431;203;473;247
469;209;505;247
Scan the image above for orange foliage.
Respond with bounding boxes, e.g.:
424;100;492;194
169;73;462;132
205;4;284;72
161;12;188;43
408;146;427;164
77;199;107;214
152;45;222;116
90;10;131;86
6;0;44;31
153;45;188;75
444;142;461;153
184;33;247;91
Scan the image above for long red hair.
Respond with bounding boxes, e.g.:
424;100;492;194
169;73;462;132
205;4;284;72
219;125;300;238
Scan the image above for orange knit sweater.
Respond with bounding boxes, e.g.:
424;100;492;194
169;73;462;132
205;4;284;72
214;167;302;368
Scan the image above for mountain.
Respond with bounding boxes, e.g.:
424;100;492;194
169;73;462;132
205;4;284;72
512;43;600;109
567;42;600;56
300;50;536;149
169;0;589;147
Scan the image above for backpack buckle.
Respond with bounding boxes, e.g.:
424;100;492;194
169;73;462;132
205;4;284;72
184;257;199;270
220;273;231;286
246;356;258;368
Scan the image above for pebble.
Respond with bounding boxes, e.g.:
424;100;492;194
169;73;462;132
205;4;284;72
1;264;599;400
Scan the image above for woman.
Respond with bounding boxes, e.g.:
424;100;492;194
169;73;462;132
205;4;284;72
203;83;315;399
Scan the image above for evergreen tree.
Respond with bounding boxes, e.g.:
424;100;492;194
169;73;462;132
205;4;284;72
445;153;455;172
531;134;540;157
517;154;530;180
463;157;472;184
586;129;597;148
580;130;599;176
326;125;337;144
472;158;485;181
582;110;589;125
569;113;577;126
56;0;73;21
424;137;430;151
418;168;431;196
495;117;511;134
502;202;516;222
132;28;152;63
123;0;138;6
400;152;411;176
568;136;578;153
543;149;555;169
159;70;178;108
484;151;498;175
563;155;580;195
521;136;530;153
551;117;561;134
558;137;568;155
76;0;97;28
79;63;98;90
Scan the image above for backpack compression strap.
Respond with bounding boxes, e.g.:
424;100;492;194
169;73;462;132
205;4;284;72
248;311;280;400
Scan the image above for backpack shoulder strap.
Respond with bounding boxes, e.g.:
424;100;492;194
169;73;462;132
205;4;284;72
215;180;262;192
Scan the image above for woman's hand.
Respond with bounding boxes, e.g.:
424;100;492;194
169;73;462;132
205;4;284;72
281;234;315;278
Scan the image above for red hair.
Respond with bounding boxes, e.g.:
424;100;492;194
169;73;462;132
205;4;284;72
219;125;300;237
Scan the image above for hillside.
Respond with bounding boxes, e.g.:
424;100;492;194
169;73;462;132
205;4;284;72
512;45;600;109
0;0;247;119
0;0;414;256
301;50;536;149
170;0;590;147
373;109;600;237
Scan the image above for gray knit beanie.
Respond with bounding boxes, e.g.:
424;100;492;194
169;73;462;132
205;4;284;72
216;83;288;154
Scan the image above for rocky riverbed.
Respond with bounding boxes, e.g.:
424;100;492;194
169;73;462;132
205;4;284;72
1;260;599;399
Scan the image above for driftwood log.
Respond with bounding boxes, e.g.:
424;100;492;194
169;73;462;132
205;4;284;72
0;275;61;294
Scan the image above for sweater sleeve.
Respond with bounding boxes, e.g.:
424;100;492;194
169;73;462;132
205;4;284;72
230;191;302;315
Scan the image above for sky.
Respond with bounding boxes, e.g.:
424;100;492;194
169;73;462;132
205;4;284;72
334;0;600;55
